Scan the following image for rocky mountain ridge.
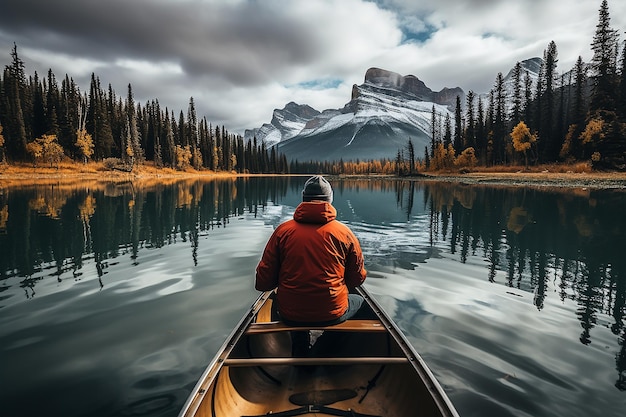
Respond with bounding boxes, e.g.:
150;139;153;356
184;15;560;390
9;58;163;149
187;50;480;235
245;61;541;162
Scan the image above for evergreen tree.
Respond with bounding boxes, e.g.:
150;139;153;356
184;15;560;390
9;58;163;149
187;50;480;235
618;40;626;121
107;84;122;156
589;0;620;112
572;56;588;128
585;0;624;168
476;96;486;164
31;72;47;140
406;138;416;174
443;113;452;148
87;74;114;159
453;96;463;153
126;84;143;164
430;105;436;157
59;75;79;161
162;109;175;167
523;70;534;127
533;61;545;135
541;40;560;161
2;43;28;160
46;69;60;137
511;62;524;124
493;72;508;164
486;90;496;165
465;90;476;150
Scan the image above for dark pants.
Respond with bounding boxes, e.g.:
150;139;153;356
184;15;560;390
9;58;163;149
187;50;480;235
277;294;367;357
282;294;365;327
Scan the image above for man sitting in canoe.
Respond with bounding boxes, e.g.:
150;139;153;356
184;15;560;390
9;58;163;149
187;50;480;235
255;175;367;355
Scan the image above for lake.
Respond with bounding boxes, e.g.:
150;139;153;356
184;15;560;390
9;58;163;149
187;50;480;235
0;176;624;417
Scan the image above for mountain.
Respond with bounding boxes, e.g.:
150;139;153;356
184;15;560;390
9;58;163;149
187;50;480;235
245;60;543;162
244;102;320;148
245;67;463;162
501;57;542;106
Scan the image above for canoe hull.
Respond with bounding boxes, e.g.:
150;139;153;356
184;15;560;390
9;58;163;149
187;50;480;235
179;287;459;417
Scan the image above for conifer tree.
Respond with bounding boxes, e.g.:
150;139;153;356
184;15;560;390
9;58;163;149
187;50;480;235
443;113;452;148
533;61;545;136
511;62;524;125
453;96;463;153
476;96;486;164
406;138;416;174
430;105;436;157
87;74;114;159
465;90;476;150
46;69;61;138
31;72;47;139
187;97;198;148
585;0;624;168
3;44;28;160
561;56;589;160
486;90;495;165
619;40;626;121
572;56;587;128
589;0;619;112
523;70;534;127
493;72;507;164
59;75;79;158
541;41;560;161
163;109;175;167
126;84;143;165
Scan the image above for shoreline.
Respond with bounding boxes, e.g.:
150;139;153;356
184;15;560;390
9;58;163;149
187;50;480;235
2;163;626;190
419;171;626;189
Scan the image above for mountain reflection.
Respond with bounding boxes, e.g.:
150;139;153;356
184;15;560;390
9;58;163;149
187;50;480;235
0;176;624;389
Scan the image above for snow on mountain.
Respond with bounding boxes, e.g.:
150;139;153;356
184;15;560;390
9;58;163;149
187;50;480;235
245;60;544;162
244;102;319;147
247;68;463;162
477;57;542;115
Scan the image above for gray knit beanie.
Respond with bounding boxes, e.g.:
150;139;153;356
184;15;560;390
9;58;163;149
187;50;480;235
302;175;333;203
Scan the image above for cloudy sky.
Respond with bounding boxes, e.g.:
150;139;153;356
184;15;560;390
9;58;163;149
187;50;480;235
1;0;625;135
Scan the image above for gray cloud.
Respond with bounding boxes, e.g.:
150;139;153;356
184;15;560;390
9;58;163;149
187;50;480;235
1;0;625;134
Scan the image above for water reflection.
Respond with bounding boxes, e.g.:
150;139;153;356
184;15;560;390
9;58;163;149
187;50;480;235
0;176;625;400
0;177;292;299
394;180;626;392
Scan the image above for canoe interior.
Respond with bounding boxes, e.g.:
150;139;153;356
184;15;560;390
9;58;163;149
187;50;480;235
183;290;456;417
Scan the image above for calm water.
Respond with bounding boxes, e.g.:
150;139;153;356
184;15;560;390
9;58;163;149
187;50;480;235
0;176;625;417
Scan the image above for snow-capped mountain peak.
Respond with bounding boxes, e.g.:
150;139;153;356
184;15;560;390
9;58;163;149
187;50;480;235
245;67;464;162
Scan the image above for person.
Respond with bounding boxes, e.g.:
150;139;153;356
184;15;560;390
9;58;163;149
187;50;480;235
255;175;367;355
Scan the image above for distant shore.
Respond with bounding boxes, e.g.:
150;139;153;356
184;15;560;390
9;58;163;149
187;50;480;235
1;162;626;189
420;171;626;189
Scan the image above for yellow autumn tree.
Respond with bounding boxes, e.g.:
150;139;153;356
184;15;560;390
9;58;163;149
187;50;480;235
26;134;64;167
455;147;478;168
511;121;537;167
75;128;94;163
192;146;203;170
580;118;605;145
25;141;43;166
174;145;192;170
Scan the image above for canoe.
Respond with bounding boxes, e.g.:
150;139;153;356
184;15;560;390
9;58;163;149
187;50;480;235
179;286;460;417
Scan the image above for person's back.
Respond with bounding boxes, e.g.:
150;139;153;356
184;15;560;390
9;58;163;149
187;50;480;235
255;176;366;325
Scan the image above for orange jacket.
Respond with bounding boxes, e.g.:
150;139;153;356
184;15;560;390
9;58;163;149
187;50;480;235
255;201;366;323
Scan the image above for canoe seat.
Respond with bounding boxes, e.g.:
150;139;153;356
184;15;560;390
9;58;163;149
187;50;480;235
246;319;386;335
224;357;409;367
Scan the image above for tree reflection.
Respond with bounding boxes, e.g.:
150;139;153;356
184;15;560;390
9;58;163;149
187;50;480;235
0;177;293;293
1;177;625;389
396;180;626;390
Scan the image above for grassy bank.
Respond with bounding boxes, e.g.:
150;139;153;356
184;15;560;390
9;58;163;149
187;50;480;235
1;161;626;189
